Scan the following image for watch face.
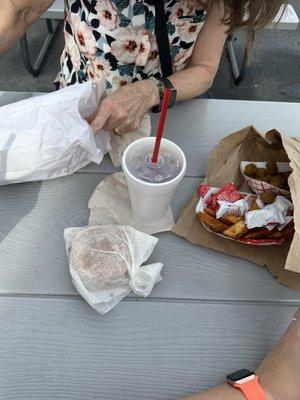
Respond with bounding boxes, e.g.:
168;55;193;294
226;369;255;383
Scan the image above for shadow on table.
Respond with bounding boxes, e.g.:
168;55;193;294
0;133;41;244
0;182;41;245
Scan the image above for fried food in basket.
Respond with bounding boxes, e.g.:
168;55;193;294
204;207;216;218
220;214;243;226
244;163;258;177
260;192;276;205
255;168;269;180
270;174;286;188
243;228;270;239
249;197;260;210
223;220;248;239
197;212;228;233
243;161;291;191
196;182;293;245
266;160;277;175
266;223;295;239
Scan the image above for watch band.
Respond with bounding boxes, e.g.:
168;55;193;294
234;376;265;400
150;76;177;113
160;77;177;108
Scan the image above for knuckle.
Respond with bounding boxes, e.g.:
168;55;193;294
118;109;128;120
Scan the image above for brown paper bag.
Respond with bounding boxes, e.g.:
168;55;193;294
173;125;300;290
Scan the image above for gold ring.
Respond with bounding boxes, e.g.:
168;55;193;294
113;127;122;136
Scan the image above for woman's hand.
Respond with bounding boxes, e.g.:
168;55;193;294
89;79;159;135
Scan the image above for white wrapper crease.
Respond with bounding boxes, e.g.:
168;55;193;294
64;225;163;315
0;81;112;185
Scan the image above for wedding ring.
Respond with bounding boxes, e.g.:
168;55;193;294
113;127;122;136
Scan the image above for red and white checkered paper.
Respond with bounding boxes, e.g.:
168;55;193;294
240;161;291;198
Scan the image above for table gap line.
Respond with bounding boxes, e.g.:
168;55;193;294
0;292;299;306
74;170;204;179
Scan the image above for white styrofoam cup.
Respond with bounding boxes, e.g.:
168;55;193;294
122;137;186;227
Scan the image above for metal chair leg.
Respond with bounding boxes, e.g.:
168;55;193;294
20;19;61;77
226;34;249;86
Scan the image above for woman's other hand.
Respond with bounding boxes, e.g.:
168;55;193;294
89;79;159;135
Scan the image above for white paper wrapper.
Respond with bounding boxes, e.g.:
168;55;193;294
216;195;254;219
0;80;151;185
245;196;293;229
196;187;256;219
64;225;163;315
88;172;174;234
0;81;112;185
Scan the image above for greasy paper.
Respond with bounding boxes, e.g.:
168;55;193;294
88;172;174;234
173;125;300;290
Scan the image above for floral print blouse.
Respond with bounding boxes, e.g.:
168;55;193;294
58;0;208;92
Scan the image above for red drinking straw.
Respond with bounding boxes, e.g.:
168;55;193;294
151;88;172;164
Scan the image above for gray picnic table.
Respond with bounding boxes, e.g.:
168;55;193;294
0;91;300;400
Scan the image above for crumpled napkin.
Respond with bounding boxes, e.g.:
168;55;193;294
88;172;175;234
64;225;163;315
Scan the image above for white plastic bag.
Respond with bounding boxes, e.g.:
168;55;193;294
0;81;111;185
64;225;163;315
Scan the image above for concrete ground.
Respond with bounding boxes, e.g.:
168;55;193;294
0;1;299;102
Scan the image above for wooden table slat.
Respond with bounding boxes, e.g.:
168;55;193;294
1;173;299;301
0;297;296;400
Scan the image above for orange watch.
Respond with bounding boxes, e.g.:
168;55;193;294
226;369;265;400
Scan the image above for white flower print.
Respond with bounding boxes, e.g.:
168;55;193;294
143;36;160;74
178;21;204;42
59;1;207;91
86;58;112;81
169;0;192;26
95;0;120;31
64;31;81;70
136;33;151;67
111;27;143;64
71;16;97;59
174;47;193;70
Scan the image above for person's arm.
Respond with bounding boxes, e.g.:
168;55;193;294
89;1;227;134
168;0;228;102
0;0;54;54
184;309;300;400
183;383;247;400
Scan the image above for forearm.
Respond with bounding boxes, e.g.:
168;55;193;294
166;0;228;102
0;0;54;54
168;64;215;102
183;382;273;400
183;384;245;400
